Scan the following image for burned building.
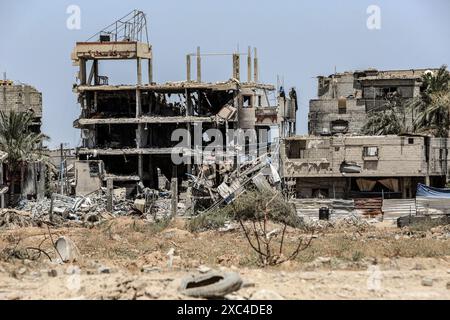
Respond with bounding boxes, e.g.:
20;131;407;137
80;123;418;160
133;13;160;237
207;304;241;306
308;68;439;136
71;11;296;197
0;78;43;133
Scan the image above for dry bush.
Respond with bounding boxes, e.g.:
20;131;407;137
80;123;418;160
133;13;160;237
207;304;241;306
229;189;313;267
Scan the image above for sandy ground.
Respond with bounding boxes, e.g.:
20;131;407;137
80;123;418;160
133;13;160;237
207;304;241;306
0;217;449;300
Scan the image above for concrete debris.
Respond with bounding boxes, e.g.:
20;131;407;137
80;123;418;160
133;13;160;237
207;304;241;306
0;209;40;229
193;153;280;214
421;277;434;287
13;188;168;224
302;214;374;230
197;265;212;274
55;236;80;263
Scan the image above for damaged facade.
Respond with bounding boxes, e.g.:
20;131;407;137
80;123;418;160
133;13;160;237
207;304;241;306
0;78;46;202
0;78;43;133
308;68;438;135
281;134;449;199
71;11;296;206
282;67;450;216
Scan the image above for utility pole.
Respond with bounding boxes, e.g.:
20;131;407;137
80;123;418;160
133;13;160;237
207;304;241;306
60;143;64;195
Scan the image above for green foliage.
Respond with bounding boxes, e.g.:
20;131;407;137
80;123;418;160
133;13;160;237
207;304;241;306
363;65;450;137
0;111;49;172
362;102;405;135
187;210;230;232
410;65;450;137
187;189;302;232
228;189;302;227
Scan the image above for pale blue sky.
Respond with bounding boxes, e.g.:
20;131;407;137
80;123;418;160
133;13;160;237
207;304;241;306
0;0;449;148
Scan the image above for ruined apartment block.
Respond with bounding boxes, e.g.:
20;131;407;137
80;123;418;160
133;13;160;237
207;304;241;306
308;68;439;135
71;11;296;196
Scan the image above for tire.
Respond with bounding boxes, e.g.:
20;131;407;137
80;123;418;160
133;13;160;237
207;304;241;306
178;271;243;298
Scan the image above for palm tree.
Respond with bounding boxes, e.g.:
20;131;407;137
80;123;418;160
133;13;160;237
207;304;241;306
410;65;450;137
0;111;49;198
362;95;407;135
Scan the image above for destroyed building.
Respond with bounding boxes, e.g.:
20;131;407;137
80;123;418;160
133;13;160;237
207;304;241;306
281;67;450;204
308;68;439;135
0;78;43;133
0;78;46;202
71;11;296;199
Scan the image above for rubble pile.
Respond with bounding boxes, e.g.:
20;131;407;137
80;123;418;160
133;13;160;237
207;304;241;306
16;188;135;223
0;209;40;229
302;214;376;230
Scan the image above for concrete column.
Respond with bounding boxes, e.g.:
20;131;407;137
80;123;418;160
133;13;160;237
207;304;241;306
79;58;87;85
93;60;99;85
247;46;252;83
186;55;191;82
171;177;178;217
137;57;142;85
136;89;141;116
138;154;144;182
232;54;240;81
196;47;201;83
106;178;113;212
148;58;153;83
253;48;258;83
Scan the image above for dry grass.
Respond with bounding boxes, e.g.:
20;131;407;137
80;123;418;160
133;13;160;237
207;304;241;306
0;217;449;270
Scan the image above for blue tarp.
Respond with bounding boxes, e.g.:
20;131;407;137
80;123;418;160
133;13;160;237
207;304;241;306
416;183;450;199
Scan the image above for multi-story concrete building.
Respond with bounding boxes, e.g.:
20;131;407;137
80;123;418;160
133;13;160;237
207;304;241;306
71;11;296;196
308;68;439;136
281;135;449;199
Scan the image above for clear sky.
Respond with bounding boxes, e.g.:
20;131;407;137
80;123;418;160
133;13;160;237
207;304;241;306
0;0;449;148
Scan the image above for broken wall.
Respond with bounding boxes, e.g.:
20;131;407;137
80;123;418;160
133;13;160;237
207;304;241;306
75;160;104;196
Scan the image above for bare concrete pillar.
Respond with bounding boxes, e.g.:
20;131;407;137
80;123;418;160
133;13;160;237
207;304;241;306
136;89;141;116
138;154;144;182
232;54;240;81
186;55;191;82
247;46;252;83
253;48;258;83
196;47;201;82
106;178;113;212
79;58;87;85
171;177;178;217
93;60;99;85
137;58;142;85
148;58;153;83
